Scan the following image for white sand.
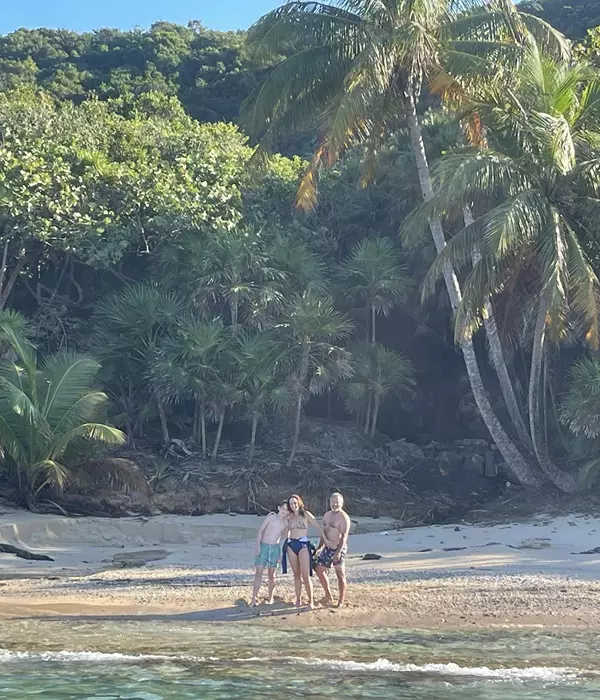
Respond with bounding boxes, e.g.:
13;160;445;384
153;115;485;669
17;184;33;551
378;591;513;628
1;507;599;580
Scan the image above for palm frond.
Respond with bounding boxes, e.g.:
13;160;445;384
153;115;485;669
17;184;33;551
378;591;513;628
518;13;571;63
561;356;600;439
50;423;126;460
38;353;102;426
0;309;36;382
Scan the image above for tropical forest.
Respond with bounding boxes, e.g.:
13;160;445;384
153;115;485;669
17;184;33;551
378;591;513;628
1;0;600;520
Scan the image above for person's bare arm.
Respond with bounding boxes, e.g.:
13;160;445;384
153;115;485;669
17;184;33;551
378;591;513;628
333;513;351;562
255;514;271;555
306;511;330;545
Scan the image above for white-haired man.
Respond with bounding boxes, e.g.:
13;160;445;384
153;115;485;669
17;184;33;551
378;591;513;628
315;492;351;607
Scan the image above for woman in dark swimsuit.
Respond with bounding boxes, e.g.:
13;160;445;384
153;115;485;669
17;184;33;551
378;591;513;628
284;494;328;608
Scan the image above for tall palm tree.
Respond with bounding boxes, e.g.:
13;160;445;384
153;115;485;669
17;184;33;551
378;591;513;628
242;0;564;486
0;310;127;508
231;329;293;460
419;44;600;490
341;340;415;436
277;292;354;465
151;318;226;457
338;238;410;343
93;283;187;443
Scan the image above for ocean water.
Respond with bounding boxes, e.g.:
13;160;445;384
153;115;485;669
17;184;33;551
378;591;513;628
0;619;599;698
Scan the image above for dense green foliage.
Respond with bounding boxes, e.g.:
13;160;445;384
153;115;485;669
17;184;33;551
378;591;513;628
0;309;128;505
0;23;265;123
1;0;600;506
519;0;600;40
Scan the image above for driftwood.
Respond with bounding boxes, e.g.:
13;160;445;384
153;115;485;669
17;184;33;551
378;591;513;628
0;544;54;561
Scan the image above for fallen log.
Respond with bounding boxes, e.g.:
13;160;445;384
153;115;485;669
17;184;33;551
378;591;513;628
0;544;54;561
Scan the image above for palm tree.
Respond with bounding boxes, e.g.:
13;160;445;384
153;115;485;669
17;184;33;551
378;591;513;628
419;44;600;491
338;238;410;343
151;318;226;458
207;372;242;459
231;329;293;460
561;356;600;440
242;0;564;487
0;310;127;507
93;283;187;443
341;340;415;437
197;230;286;327
277;292;354;465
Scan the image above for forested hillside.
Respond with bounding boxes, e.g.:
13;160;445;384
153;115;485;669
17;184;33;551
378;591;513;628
1;1;600;513
519;0;600;39
0;23;263;123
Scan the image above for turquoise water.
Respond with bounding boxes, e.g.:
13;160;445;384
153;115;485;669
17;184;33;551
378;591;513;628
1;620;599;698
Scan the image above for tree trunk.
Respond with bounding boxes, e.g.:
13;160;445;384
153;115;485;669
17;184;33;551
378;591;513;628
371;304;376;344
249;412;259;461
212;409;225;459
156;397;170;444
0;256;25;309
231;296;239;327
528;288;578;492
406;93;542;488
200;403;207;458
370;395;381;438
464;207;532;448
0;240;9;299
192;400;199;442
364;394;372;434
287;394;303;467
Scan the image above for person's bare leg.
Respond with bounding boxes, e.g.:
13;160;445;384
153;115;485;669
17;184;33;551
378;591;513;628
315;565;333;604
288;550;302;606
335;564;347;607
299;548;313;608
266;567;276;604
251;565;264;606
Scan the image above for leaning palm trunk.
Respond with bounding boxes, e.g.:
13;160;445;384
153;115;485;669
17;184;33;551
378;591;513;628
464;208;531;449
528;288;578;492
406;95;541;487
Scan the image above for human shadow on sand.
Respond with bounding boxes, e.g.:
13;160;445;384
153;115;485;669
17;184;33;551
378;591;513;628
9;598;321;623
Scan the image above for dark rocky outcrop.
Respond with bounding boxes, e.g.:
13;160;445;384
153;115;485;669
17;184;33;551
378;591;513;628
29;418;511;524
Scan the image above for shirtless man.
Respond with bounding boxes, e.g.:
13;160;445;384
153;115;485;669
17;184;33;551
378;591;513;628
315;492;351;607
250;502;290;606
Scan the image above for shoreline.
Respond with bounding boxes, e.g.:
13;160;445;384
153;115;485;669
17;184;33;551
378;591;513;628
2;510;600;630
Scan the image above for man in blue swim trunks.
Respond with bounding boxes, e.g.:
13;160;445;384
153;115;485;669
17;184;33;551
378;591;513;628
250;502;290;606
315;492;351;607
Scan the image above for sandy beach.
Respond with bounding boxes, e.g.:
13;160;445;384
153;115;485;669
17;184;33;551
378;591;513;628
1;507;600;629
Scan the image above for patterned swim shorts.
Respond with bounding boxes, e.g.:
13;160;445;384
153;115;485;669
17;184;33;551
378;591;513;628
315;546;346;568
255;542;281;568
